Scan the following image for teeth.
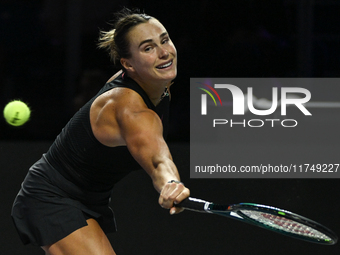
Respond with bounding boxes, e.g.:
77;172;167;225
157;61;172;69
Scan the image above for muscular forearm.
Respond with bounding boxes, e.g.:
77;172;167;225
145;154;190;215
150;157;180;193
154;158;190;214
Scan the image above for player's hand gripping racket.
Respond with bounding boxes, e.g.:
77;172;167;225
176;197;338;245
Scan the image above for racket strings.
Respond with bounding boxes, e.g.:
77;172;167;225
240;210;332;240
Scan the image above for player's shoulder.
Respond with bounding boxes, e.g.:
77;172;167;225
91;85;146;117
109;86;149;110
99;87;159;127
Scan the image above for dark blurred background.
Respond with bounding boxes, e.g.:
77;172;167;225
2;0;340;141
1;0;340;254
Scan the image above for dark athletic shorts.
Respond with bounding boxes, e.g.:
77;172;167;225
11;156;117;246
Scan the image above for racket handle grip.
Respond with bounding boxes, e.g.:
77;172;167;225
175;197;211;212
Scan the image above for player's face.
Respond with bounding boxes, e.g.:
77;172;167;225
123;19;177;85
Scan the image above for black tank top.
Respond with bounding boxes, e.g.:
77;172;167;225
45;73;169;192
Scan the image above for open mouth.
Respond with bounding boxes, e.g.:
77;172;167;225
156;60;173;69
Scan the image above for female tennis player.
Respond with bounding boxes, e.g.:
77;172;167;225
11;8;189;255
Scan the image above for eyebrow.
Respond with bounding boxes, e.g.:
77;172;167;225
138;32;168;48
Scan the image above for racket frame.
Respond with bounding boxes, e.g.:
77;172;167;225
177;197;338;245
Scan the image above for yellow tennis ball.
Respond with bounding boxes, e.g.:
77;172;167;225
3;100;31;126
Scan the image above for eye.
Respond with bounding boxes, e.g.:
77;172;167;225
144;46;153;52
162;37;170;44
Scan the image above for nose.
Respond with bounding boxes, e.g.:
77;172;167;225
159;46;169;59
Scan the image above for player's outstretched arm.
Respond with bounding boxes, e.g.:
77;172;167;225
117;91;190;214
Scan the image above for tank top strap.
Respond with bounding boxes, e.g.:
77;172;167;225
98;72;157;112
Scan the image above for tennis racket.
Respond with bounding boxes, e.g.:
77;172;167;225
176;197;338;245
